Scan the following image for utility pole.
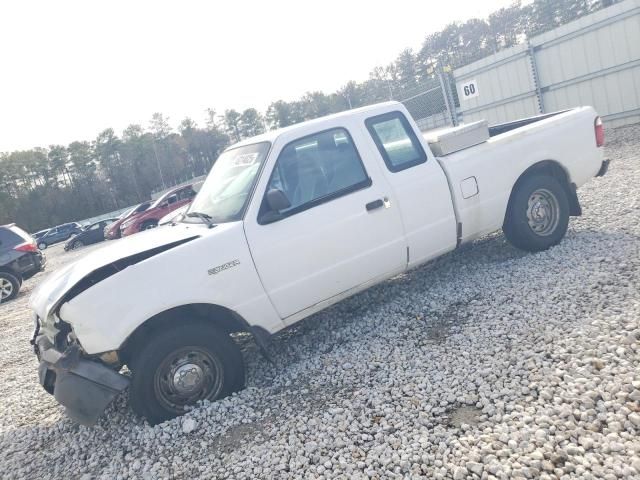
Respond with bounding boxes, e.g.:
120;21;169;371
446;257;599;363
386;79;394;100
152;140;167;190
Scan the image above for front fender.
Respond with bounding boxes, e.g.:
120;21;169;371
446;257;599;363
59;222;283;354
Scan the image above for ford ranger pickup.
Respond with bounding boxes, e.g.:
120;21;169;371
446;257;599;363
29;102;608;425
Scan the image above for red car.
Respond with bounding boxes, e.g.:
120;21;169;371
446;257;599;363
104;201;151;240
120;184;198;237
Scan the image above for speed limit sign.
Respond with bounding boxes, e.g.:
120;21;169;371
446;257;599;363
460;79;479;100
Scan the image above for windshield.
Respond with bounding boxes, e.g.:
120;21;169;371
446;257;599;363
184;142;270;223
150;192;174;209
119;207;136;219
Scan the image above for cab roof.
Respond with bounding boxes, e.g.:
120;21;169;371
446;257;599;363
231;101;404;149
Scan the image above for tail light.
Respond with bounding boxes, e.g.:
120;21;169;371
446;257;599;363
14;241;38;253
594;116;605;147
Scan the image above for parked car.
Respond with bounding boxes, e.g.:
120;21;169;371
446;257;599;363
32;229;50;241
104;202;151;240
0;224;45;302
158;204;189;226
37;222;82;249
64;219;118;251
119;185;197;237
30;102;608;425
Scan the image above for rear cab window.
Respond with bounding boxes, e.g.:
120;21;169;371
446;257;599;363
365;111;427;172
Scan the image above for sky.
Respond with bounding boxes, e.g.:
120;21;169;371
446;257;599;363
0;0;515;152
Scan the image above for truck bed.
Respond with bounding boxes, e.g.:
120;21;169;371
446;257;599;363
430;107;603;244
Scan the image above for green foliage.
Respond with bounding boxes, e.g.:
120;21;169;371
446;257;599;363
222;110;242;143
0;116;231;231
0;0;616;230
238;109;265;138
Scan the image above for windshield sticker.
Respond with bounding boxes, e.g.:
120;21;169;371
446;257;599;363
232;153;259;166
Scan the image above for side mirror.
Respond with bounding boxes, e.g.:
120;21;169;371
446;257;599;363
266;189;291;212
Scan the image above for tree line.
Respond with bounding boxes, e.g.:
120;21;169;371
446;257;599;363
0;0;616;231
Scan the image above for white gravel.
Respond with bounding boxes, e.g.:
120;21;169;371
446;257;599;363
1;124;639;479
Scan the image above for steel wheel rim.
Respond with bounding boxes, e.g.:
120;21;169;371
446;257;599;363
154;347;224;413
527;188;560;236
0;278;13;300
73;241;83;249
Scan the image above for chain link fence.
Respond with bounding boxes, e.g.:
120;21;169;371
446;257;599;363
390;73;458;132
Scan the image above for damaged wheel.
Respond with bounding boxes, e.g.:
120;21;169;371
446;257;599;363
129;322;245;425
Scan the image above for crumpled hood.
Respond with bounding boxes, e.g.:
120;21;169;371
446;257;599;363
30;223;204;321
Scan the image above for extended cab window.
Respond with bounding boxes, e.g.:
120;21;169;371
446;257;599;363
365;111;427;172
261;128;370;222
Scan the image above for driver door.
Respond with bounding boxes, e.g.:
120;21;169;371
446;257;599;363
244;125;407;322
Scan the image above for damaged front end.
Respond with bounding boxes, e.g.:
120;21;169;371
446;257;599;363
31;317;129;426
28;231;203;425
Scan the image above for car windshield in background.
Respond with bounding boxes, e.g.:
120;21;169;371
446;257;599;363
184;142;270;224
150;193;172;209
119;207;136;219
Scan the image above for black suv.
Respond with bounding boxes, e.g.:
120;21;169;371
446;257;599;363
37;222;82;249
0;224;46;302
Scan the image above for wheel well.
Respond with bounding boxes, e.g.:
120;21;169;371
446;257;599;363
505;160;581;223
119;303;262;365
0;266;21;281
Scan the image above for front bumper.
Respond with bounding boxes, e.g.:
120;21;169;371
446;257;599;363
120;223;139;237
34;335;129;426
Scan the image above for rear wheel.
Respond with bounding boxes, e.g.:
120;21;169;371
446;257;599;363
129;322;245;425
72;240;84;250
0;272;20;302
503;175;569;252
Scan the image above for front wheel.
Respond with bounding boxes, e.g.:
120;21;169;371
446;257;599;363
141;221;158;231
129;322;245;425
38;242;47;250
72;240;84;250
503;175;570;252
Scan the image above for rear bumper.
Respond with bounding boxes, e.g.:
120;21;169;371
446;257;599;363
16;251;45;279
596;159;610;177
34;335;129;426
105;226;122;240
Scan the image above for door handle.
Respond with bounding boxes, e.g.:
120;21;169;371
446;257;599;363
366;199;384;211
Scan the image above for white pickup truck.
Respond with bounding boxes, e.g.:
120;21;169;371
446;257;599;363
30;102;608;425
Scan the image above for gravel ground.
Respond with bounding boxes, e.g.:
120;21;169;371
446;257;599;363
1;124;639;479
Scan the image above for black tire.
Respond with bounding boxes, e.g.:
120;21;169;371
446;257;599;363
503;175;569;252
72;240;84;250
141;220;158;231
38;242;47;250
129;322;245;425
0;271;21;303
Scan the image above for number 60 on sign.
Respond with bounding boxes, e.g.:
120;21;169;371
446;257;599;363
460;79;479;100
